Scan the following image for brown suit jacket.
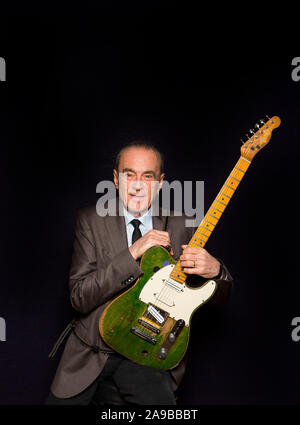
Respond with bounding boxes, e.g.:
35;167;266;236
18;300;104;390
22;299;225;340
50;202;233;398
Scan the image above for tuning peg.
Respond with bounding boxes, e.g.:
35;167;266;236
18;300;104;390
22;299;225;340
260;119;265;125
249;129;255;135
254;123;260;129
265;115;271;120
240;139;245;145
245;133;250;139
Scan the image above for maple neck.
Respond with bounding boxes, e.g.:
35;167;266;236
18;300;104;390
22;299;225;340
170;156;252;284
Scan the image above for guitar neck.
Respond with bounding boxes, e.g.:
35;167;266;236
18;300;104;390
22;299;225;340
170;156;252;283
189;155;252;248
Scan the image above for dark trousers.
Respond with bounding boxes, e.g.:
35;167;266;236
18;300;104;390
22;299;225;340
45;353;176;405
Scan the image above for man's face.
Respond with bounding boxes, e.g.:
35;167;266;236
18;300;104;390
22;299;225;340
113;147;164;217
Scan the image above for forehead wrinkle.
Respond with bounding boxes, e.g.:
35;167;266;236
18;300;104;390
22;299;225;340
119;148;160;169
121;167;157;175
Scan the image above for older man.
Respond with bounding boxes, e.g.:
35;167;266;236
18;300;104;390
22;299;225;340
46;142;233;405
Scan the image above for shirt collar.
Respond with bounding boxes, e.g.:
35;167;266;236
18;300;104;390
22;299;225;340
122;205;152;228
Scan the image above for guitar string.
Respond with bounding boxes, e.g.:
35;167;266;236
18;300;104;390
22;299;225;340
141;216;172;329
139;123;267;334
142;157;246;328
155;150;255;316
150;161;243;312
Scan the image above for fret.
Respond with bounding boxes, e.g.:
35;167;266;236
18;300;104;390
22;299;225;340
197;228;211;238
213;200;226;211
172;155;252;283
199;224;212;234
222;187;234;197
218;193;231;203
192;236;206;246
220;192;231;199
228;175;241;183
215;198;227;207
191;233;210;246
208;208;222;219
238;158;252;171
225;177;239;190
235;166;245;174
202;219;215;231
236;159;250;173
224;184;236;193
231;169;244;181
170;265;187;283
170;266;186;277
210;205;223;214
173;275;186;283
207;214;218;224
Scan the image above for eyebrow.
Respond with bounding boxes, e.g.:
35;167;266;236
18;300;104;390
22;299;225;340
121;168;157;175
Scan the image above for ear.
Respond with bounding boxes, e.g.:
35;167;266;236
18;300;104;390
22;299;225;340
113;169;119;189
158;173;165;191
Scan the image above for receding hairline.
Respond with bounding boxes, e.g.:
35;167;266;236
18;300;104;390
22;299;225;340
114;143;164;174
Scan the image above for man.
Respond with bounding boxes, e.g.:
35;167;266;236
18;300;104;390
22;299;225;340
46;142;233;405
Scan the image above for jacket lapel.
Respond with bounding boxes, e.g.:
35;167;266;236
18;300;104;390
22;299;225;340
104;197;169;255
103;198;128;255
152;211;168;232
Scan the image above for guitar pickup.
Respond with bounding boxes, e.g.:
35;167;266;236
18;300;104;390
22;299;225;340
138;317;161;334
130;327;157;345
146;303;169;325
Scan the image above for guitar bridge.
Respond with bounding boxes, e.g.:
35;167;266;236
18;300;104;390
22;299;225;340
130;327;157;345
138;318;161;334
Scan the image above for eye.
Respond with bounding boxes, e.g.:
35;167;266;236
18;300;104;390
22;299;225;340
144;174;154;179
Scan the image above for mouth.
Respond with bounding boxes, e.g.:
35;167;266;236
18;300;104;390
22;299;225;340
128;194;146;199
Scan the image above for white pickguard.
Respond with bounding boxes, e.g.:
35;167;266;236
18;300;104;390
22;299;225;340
139;264;217;326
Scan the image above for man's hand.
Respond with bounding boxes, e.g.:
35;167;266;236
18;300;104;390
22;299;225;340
129;229;173;260
180;245;220;279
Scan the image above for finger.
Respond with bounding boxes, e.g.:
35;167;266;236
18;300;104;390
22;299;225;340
151;230;171;238
182;267;198;275
180;253;195;261
181;245;205;254
148;237;172;248
144;234;171;246
180;260;195;268
149;231;171;244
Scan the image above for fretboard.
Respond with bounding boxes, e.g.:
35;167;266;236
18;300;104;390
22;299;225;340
170;156;252;284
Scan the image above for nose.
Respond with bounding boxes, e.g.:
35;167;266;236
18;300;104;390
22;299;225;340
131;179;144;191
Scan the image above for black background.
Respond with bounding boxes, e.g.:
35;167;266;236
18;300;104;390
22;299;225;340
0;5;300;406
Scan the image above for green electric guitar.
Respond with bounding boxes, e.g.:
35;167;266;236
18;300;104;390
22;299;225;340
99;116;281;369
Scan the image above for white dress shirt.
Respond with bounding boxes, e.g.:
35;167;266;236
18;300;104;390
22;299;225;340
122;206;153;247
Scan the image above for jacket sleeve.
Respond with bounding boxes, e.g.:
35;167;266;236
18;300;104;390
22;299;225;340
68;209;143;314
186;224;233;305
210;258;234;304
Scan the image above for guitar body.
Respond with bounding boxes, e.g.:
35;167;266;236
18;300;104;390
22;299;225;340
99;246;217;369
99;116;281;370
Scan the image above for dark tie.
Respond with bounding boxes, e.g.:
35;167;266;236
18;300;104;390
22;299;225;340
131;219;142;245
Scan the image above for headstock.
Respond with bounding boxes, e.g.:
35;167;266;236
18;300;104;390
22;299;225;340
240;115;281;161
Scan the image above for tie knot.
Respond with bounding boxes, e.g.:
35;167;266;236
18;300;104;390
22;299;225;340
130;219;141;230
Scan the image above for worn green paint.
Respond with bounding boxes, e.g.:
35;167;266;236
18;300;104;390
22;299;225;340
99;246;190;369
